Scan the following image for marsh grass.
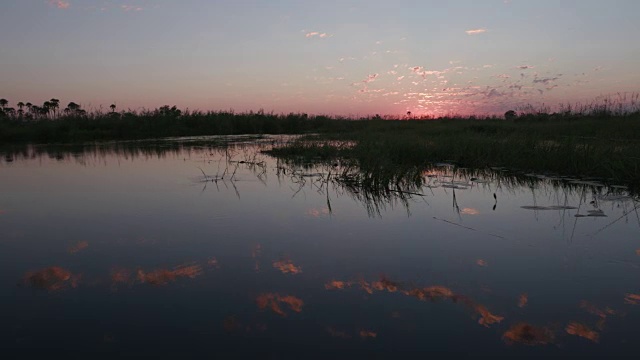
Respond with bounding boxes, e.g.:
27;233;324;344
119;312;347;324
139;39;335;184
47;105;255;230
264;112;640;189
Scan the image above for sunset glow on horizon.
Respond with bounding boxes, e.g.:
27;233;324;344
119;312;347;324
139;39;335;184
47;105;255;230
2;0;639;116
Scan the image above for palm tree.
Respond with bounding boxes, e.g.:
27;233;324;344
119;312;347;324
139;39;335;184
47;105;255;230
67;102;80;111
30;105;39;119
49;98;60;118
110;104;116;113
0;99;8;109
43;101;52;119
38;106;49;118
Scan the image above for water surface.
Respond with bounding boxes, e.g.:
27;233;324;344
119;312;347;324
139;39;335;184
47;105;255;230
1;136;639;358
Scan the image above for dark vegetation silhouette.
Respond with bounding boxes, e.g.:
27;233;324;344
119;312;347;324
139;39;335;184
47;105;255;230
1;94;639;186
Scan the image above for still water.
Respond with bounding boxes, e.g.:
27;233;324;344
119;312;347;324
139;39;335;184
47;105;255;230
1;136;639;358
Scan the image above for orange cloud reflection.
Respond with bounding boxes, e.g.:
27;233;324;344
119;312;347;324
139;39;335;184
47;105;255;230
136;263;203;286
359;279;374;294
461;208;480;215
624;293;640;305
474;304;505;327
68;241;89;254
579;300;615;329
372;276;400;293
476;259;488;267
566;322;599;343
330;275;504;328
359;330;377;339
325;280;352;290
306;208;330;217
502;323;554;346
272;259;302;275
404;286;455;301
518;293;528;308
256;293;304;317
24;266;80;291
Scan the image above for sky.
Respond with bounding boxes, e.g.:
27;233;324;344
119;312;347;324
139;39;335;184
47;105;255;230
1;0;639;116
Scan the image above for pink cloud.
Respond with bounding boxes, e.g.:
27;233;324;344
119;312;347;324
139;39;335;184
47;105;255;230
48;0;70;9
305;32;329;39
465;28;487;35
363;73;379;83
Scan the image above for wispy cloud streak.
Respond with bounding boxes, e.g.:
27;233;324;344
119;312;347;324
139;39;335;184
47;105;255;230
305;31;329;39
466;28;487;35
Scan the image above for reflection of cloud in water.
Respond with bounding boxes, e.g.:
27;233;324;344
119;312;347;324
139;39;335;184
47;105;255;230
518;293;528;308
256;293;304;317
337;276;504;328
272;259;302;275
580;300;615;318
358;277;401;294
109;263;203;288
137;263;203;286
359;330;377;339
404;286;455;301
476;259;487;267
372;277;400;292
461;208;479;215
359;279;374;294
566;322;599;343
580;300;615;329
68;241;89;254
306;208;330;217
502;323;554;346
473;304;505;327
324;280;352;290
624;293;640;305
24;266;80;291
207;257;220;269
406;286;503;327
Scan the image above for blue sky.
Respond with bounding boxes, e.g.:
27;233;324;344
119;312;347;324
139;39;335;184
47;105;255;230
1;0;639;115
